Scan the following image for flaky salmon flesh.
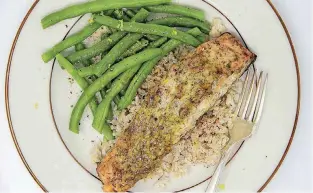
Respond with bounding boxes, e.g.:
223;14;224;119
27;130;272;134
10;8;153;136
97;33;256;192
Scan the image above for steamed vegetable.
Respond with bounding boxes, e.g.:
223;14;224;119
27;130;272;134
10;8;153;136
41;0;171;28
40;0;212;139
93;15;201;46
55;54;98;116
93;64;142;131
77;8;150;77
148;16;210;33
67;31;127;63
146;4;205;21
42;23;101;63
69;48;162;134
118;39;150;60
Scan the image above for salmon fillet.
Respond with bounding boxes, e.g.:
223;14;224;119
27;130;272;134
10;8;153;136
97;33;256;192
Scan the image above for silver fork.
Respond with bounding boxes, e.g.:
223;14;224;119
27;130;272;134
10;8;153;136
205;69;268;193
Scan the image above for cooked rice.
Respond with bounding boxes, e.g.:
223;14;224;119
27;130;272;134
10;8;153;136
210;18;227;38
90;18;240;188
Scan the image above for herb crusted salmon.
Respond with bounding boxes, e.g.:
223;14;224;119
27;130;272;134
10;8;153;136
97;33;256;192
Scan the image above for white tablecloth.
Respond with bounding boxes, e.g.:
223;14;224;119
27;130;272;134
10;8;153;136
0;0;312;192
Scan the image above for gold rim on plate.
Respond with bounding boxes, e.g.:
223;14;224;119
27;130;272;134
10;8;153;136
5;0;300;192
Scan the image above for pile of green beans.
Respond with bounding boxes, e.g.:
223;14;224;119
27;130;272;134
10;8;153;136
93;15;201;47
41;0;171;29
67;31;127;63
77;8;150;77
41;0;211;139
148;16;211;33
70;48;162;134
118;39;150;60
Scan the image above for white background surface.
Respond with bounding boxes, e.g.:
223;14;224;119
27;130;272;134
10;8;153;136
0;0;312;192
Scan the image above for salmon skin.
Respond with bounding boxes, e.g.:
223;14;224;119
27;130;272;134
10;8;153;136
97;33;256;192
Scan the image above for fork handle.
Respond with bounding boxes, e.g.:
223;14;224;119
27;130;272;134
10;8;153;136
205;151;229;193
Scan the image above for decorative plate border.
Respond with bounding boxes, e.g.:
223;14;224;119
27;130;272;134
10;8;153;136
5;0;300;192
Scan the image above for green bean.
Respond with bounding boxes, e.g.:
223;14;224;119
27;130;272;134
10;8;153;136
125;10;136;18
42;22;101;63
77;65;95;77
102;123;114;141
118;39;149;60
100;32;111;61
147;37;168;48
101;83;116;121
100;85;115;122
113;95;121;105
67;31;126;63
74;42;93;66
106;81;112;89
146;34;160;41
131;9;140;14
185;27;203;37
148;16;210;33
196;34;208;42
41;0;171;29
69;48;162;134
74;43;88;68
103;9;114;16
122;15;131;21
100;86;114;141
101;50;108;59
74;43;85;52
120;82;130;96
197;31;209;42
131;8;150;23
146;4;205;21
78;9;150;77
93;15;201;47
113;9;124;19
100;89;106;99
109;8;148;35
102;89;114;121
113;9;131;21
93;64;142;130
118;28;203;109
55;54;98;116
107;104;114;120
94;33;143;76
130;8;150;23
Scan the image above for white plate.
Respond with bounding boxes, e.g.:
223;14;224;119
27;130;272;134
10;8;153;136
5;0;300;192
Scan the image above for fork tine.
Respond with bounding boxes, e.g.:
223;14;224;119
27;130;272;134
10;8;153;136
235;70;251;116
241;71;256;119
248;71;264;121
253;73;268;123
